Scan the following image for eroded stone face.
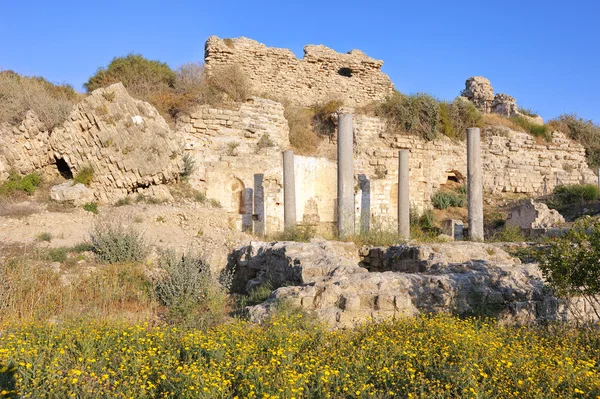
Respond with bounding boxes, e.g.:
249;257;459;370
49;83;184;203
204;36;395;107
506;199;565;230
240;241;597;328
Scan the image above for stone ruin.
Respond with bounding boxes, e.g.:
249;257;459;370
230;240;598;328
0;36;597;235
461;76;544;125
0;82;184;203
204;36;395;107
506;199;566;232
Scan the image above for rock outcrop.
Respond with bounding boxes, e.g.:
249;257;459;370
50;182;95;206
461;76;544;124
506;199;565;230
236;241;595;328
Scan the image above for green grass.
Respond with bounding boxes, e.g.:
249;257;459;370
0;172;42;196
73;166;94;186
511;116;551;141
83;202;98;214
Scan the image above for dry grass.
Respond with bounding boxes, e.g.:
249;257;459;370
0;70;79;130
0;201;40;218
483;113;524;132
285;105;321;155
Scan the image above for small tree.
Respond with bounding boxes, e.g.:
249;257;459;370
538;217;600;321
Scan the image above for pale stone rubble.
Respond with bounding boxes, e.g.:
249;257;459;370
506;199;566;230
50;182;95;206
461;76;545;125
204;36;395;107
234;241;597;328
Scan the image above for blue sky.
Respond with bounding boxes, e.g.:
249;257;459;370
1;0;599;122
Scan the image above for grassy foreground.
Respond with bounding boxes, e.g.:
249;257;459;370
0;314;599;399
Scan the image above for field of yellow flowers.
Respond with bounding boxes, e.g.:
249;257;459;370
0;314;599;399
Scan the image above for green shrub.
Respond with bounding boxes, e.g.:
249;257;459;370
518;107;538;118
548;114;600;168
256;134;275;151
491;225;525;242
554;184;599;203
73;166;94;186
439;100;484;140
376;92;440;141
83;202;98;214
538;217;600;320
273;225;315;242
36;232;52;242
90;219;149;264
84;54;176;97
180;153;196;180
0;172;42;196
511;116;551;141
0;70;78;130
114;197;131;207
419;209;435;230
432;191;466;210
154;249;230;327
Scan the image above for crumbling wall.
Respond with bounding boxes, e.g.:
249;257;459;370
50;83;184;203
204;36;394;107
0;111;54;181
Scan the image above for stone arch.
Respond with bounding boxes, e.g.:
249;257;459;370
229;177;245;213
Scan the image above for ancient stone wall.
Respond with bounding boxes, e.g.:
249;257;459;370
178;99;596;234
0;111;55;181
49;83;183;203
204;36;394;107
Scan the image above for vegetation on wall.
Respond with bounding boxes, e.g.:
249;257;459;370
371;91;484;142
548;114;600;168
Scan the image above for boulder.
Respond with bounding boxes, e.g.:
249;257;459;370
506;199;565;230
50;182;95;205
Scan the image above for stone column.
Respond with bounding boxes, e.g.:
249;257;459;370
597;168;600;194
467;127;484;241
397;149;410;240
242;188;253;233
283;150;297;230
253;174;265;237
338;112;354;238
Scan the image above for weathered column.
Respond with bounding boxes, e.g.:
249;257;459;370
597;168;600;193
253;174;265;237
397;149;410;240
338;112;354;238
467;127;484;241
242;188;253;233
283;150;297;230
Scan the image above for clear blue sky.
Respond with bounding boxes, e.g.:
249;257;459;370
1;0;599;123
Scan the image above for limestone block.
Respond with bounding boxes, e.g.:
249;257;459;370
50;182;95;206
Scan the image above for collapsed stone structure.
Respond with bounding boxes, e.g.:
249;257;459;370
0;83;184;203
461;76;544;125
231;240;597;328
506;199;566;230
204;36;395;107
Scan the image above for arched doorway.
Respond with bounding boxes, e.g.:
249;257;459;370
229;178;245;213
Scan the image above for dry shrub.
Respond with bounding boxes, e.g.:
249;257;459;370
285;105;320;155
375;92;440;141
483;113;523;131
439;99;484;140
0;70;78;130
548;114;600;168
0;201;40;218
311;100;343;137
